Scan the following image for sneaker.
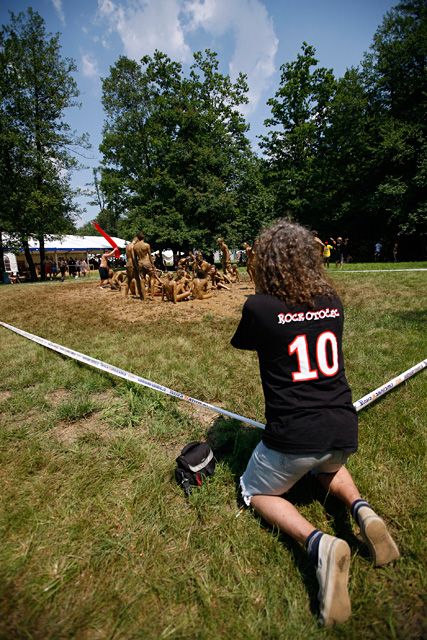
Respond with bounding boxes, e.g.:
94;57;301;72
358;507;400;566
316;534;351;627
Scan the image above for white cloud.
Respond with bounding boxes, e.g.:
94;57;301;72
96;0;278;112
184;0;278;113
81;52;101;79
97;0;192;63
52;0;65;25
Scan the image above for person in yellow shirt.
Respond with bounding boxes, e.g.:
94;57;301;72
323;242;331;268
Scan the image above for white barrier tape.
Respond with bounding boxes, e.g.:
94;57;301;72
334;269;427;273
353;359;427;412
1;321;425;426
0;321;265;429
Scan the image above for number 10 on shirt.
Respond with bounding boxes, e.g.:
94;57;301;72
289;332;339;381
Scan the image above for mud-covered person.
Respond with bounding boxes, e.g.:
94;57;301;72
191;269;212;300
217;237;231;274
231;220;399;628
133;233;158;300
124;233;143;296
210;265;231;290
99;248;116;288
242;241;255;282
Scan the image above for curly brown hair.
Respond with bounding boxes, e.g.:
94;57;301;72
255;219;336;307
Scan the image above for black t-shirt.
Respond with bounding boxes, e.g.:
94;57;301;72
231;293;358;454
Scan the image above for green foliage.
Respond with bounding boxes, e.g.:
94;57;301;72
0;9;90;276
79;168;122;238
260;43;337;225
74;219;97;236
100;50;264;251
363;0;427;239
261;3;427;250
233;156;276;244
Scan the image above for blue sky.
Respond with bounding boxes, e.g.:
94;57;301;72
1;0;397;225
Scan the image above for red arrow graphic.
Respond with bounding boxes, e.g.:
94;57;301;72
93;222;120;258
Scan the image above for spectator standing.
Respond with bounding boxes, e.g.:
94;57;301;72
43;256;53;280
68;257;76;277
323;242;331;268
374;241;382;262
332;237;345;269
59;258;67;281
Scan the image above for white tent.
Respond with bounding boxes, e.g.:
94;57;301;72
3;234;128;253
2;234;128;274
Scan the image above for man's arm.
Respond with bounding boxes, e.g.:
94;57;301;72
147;244;156;267
231;303;256;350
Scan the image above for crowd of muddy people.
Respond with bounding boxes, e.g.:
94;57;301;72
100;233;256;303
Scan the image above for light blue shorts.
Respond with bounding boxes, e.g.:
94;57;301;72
240;441;350;506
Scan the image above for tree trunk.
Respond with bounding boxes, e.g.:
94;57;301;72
38;234;46;281
22;238;37;281
0;232;5;283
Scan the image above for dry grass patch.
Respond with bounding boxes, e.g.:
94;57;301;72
54;414;114;445
44;389;73;407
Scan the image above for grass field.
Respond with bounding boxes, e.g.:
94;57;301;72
0;263;426;639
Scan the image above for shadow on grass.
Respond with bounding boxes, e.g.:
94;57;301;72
374;309;427;331
207;417;368;616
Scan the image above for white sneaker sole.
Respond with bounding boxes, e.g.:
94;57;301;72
362;517;400;566
318;538;351;627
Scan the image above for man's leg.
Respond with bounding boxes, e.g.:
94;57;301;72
317;465;360;507
149;274;155;299
251;494;351;627
317;466;400;566
251;495;315;544
141;269;149;300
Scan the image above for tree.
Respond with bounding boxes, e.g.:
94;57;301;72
323;0;427;251
81;167;121;237
0;9;89;280
371;0;427;125
100;50;253;253
365;0;427;247
313;66;380;240
233;154;276;243
260;4;427;256
260;43;337;226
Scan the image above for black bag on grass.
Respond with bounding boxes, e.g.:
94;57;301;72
175;441;216;496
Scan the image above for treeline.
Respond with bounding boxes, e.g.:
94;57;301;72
2;1;426;281
0;9;89;280
84;0;427;259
